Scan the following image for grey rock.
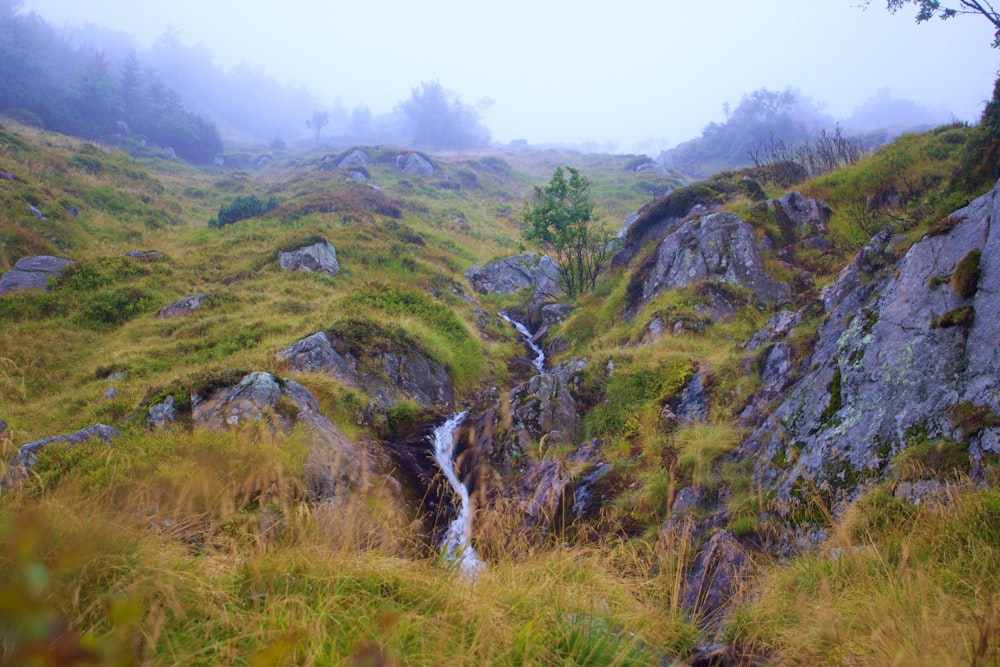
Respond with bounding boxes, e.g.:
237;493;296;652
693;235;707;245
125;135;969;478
68;206;79;217
519;441;606;530
746;310;802;351
255;155;272;169
395;152;433;175
163;147;176;158
278;241;339;276
639;212;791;306
493;359;587;473
0;419;9;445
682;530;750;623
744;180;1000;521
672;367;709;424
102;387;117;400
2;424;120;489
279;330;454;410
191;372;373;501
147;395;177;429
347;170;368;181
465;253;561;301
338;148;369;168
158;294;208;319
29;204;44;219
772;191;830;238
0;255;74;294
213;157;225;167
540;303;574;326
123;250;164;261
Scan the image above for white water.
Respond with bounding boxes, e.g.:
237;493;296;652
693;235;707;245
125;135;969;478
500;311;545;373
431;411;483;578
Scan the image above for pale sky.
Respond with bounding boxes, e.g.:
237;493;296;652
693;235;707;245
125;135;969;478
20;0;1000;151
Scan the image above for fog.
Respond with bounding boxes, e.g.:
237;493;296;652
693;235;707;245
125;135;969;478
19;0;1000;153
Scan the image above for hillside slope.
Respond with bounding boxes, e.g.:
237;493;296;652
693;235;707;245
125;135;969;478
1;117;998;666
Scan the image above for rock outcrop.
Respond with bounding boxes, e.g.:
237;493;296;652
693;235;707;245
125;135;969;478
2;424;119;489
192;372;375;500
278;241;339;276
489;359;587;474
158;294;208;319
636;212;791;307
742;181;1000;521
0;255;75;294
278;330;454;410
465;253;561;301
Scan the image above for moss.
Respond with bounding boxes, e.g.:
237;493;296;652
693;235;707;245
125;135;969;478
951;249;981;298
820;366;843;424
931;306;976;329
895;436;970;481
947;401;1000;438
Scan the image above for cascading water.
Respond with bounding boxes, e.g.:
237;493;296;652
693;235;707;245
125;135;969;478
431;411;483;578
499;311;545;373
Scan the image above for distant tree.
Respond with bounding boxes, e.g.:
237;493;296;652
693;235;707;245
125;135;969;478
119;52;143;121
869;0;1000;46
398;80;490;150
306;110;329;147
522;167;616;297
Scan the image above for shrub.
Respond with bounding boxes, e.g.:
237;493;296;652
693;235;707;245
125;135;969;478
210;194;279;228
932;306;976;329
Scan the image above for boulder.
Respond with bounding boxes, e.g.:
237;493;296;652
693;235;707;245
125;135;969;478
771;191;831;239
147;395;177;429
158;294;208;319
2;424;119;489
519;441;608;530
192;372;373;500
671;366;710;424
395;152;433;175
637;212;791;306
278;330;454;410
743;180;1000;519
0;255;75;294
465;253;561;301
540;303;574;326
338;148;369;168
278;241;339;276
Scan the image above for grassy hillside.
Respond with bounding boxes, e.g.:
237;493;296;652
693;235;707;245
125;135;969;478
2;113;998;666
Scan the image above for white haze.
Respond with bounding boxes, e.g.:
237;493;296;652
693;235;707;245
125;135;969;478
21;0;1000;152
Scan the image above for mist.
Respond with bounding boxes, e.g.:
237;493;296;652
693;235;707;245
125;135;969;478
14;0;1000;154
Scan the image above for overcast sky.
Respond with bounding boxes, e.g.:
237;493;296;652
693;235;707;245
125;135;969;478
20;0;1000;151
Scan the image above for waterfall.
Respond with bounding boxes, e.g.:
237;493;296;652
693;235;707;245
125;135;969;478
431;411;483;578
499;311;545;373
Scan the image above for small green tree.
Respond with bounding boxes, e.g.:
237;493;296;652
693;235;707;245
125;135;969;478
522;166;616;297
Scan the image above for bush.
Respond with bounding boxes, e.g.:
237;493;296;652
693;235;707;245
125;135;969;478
951;249;981;298
210;194;279;228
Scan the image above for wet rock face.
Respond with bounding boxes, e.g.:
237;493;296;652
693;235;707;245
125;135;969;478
192;371;373;501
464;253;561;301
278;241;339;276
2;424;120;489
278;331;454;410
158;294;208;319
518;440;608;531
638;212;791;307
0;255;75;294
744;182;1000;517
490;359;587;474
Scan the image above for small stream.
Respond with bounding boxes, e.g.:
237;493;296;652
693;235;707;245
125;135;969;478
500;311;545;373
431;411;483;578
